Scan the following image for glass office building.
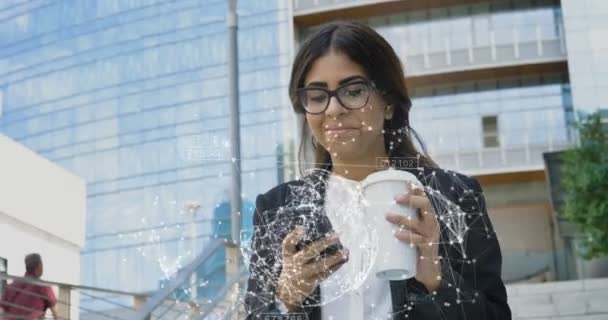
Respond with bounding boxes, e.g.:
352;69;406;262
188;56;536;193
0;0;295;302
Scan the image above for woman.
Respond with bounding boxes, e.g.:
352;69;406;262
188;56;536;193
245;21;511;320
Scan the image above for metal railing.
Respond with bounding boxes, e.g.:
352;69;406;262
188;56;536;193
295;2;567;77
426;120;575;175
0;273;148;320
1;237;247;320
133;238;245;320
197;269;248;320
400;23;567;77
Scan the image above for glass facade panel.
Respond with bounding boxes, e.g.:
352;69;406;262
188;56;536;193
410;73;572;156
301;0;565;75
0;0;291;305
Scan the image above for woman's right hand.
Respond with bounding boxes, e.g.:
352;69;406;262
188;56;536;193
276;226;349;312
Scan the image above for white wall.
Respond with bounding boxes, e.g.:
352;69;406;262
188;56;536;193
562;0;608;115
0;221;82;320
0;134;86;320
0;134;86;246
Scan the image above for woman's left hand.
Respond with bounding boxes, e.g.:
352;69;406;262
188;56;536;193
385;181;442;292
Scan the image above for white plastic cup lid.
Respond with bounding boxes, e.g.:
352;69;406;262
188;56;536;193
361;168;421;190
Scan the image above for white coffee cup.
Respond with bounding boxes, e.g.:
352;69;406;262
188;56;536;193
360;168;422;280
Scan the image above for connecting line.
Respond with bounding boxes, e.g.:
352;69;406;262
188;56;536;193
219;291;247;320
247;159;418;171
223;157;413;177
248;165;491;313
79;291;137;310
198;271;249;320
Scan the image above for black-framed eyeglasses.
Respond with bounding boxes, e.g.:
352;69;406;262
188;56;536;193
297;79;377;114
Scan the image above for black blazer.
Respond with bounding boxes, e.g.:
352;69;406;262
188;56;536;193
245;165;511;320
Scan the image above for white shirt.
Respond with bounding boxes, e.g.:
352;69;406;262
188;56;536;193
320;173;392;320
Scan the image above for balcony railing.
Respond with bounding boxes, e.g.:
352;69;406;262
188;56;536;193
295;1;567;76
428;123;574;176
401;24;567;77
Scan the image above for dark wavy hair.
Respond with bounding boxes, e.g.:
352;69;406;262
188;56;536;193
289;21;437;175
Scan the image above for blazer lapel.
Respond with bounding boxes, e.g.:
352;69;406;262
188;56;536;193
294;167;332;320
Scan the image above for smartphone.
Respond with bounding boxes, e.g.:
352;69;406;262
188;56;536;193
290;211;344;263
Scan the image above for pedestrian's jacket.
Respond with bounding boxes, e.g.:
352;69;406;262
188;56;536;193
244;165;511;320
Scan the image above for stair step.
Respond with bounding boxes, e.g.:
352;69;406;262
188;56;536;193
507;278;608;320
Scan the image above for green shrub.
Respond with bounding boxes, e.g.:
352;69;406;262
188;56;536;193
561;112;608;259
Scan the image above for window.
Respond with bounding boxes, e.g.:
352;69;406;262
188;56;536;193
0;257;7;295
482;115;500;148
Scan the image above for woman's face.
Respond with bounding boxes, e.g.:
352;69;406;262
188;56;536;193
303;50;388;162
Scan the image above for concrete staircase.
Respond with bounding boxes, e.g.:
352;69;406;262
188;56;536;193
507;278;608;319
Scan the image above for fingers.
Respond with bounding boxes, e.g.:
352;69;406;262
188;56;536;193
408;182;425;195
292;233;339;265
385;213;423;235
317;255;348;282
301;249;349;281
395;181;423;198
278;249;348;299
393;229;430;247
396;193;431;212
282;226;305;259
395;185;436;222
